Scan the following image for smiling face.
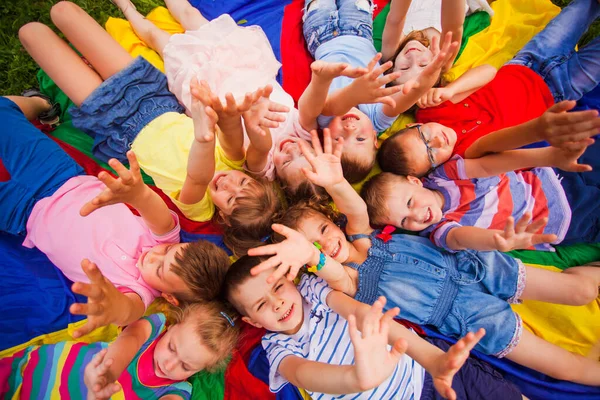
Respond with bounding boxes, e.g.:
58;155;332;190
234;270;304;334
153;316;215;380
327;108;378;166
137;243;190;296
382;176;444;231
209;170;253;215
392;40;434;85
273;136;315;188
295;212;351;264
394;123;457;177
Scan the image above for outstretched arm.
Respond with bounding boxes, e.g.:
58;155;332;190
381;0;412;62
70;259;146;339
278;300;407;394
299;129;372;235
328;293;486;400
84;318;152;400
465;101;600;159
440;0;465;71
79;151;175;236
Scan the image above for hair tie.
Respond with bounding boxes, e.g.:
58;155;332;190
260;234;271;243
220;311;235;327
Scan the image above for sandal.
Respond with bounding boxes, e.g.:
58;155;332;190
21;88;61;126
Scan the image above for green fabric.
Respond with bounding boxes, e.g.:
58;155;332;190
509;243;600;270
36;68;155;185
372;4;491;63
188;369;226;400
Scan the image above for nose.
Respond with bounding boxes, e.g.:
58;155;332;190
163;357;176;372
428;134;444;148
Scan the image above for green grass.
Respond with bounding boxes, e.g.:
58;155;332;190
0;0;598;96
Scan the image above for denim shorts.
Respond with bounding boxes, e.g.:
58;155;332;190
420;337;522;400
70;56;184;164
0;97;84;235
302;0;374;56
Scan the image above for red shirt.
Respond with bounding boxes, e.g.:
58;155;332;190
416;65;554;156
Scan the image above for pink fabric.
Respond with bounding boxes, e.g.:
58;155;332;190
163;14;281;113
23;176;181;308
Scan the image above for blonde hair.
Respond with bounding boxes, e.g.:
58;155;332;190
170;301;240;373
221;178;282;257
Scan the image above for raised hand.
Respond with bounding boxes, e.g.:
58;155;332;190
349;297;407;392
493;213;558;252
70;259;133;338
401;32;459;97
84;349;121;400
310;60;368;81
344;53;403;108
298;128;345;188
550;139;593;172
190;79;219;143
79;151;149;216
536;101;600;148
243;84;290;138
247;223;321;283
430;328;486;400
416;87;454;109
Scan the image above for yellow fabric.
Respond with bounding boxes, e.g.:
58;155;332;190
0;321;121;358
444;0;560;82
131;112;245;222
105;6;185;72
513;264;600;356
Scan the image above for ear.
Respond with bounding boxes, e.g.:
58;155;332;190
406;123;419;128
161;293;180;307
406;175;423;187
373;131;379;149
241;316;263;329
218;210;231;225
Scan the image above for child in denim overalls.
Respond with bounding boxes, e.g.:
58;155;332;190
248;129;600;386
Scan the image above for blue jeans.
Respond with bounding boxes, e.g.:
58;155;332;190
302;0;374;56
506;0;600;102
0;98;84;235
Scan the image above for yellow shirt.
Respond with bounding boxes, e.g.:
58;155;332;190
131;112;244;222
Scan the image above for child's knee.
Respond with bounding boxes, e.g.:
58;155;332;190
568;276;599;305
50;1;82;25
18;22;50;48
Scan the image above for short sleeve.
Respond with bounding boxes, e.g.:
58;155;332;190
429;220;463;252
215;143;245;172
365;103;397;133
297;275;333;307
150;211;181;243
171;191;214;222
429;155;467;181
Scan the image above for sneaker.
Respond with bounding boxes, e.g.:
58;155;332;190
21;88;61;126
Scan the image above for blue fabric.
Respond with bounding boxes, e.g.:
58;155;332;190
420;337;522;400
556;140;600;245
188;0;293;84
506;0;600;102
247;345;305;400
179;231;231;255
350;233;521;355
0;231;86;351
0;97;84;236
70;57;184;164
421;326;600;400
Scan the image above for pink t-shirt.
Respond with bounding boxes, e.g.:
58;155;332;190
22;176;181;308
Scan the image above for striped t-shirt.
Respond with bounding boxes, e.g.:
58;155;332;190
262;275;424;399
0;313;192;399
422;156;571;251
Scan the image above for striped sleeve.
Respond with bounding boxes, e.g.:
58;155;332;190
298;275;333;307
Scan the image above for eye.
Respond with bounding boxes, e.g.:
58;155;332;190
156;264;162;278
401;217;407;228
182;363;191;372
275;284;283;292
228;196;234;205
168;342;175;353
356;137;365;142
400;67;409;71
241;178;248;185
320;225;327;234
257;301;265;311
407;198;412;208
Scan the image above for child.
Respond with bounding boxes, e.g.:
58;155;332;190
247;129;600;386
222;255;523;399
297;0;459;182
0;302;240;399
19;2;282;254
362;138;600;252
0;94;230;338
378;0;600;178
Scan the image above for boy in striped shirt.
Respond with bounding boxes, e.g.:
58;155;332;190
362;136;599;252
221;255;522;399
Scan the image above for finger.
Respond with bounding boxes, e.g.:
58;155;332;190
205;106;219;127
225;92;238;112
526;216;547;233
80;200;101;217
332;136;344;158
380;307;400;332
366;53;383;72
375;96;397;109
342;66;369;78
493;233;509;252
559;137;596;151
461;328;485;353
107;158;133;185
71;281;102;299
97;382;121;399
323;126;333;154
261;84;274;99
92;348;108;368
310;129;324;154
548;100;577;114
72;320;97;339
70;301;103;317
377;71;403;87
503;216;515;238
262;111;287;123
258;119;279;129
247;244;280;257
375;60;394;75
514;212;532;232
553;109;599;126
531;233;558;246
287;264;301;281
389;338;408;360
347;314;360;344
96;171;120;193
81;259;106;285
301;167;320;183
125;151;141;178
430;34;440;55
298;137;318;165
268;101;290;114
97;357;114;376
249;257;282;276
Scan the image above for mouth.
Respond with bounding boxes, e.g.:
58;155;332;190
342;113;360;122
442;132;449;146
138;250;148;268
278;304;294;322
279;139;296;152
405;47;421;54
329;240;342;259
212;173;226;190
155;360;166;378
424;208;433;224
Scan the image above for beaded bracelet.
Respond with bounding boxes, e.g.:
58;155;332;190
307;242;326;273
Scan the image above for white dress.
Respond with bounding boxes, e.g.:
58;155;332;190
402;0;494;34
163;14;282;113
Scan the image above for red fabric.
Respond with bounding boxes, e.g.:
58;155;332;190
224;323;274;400
416;65;555;157
280;0;390;105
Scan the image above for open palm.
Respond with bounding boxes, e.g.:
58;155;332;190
299;128;345;188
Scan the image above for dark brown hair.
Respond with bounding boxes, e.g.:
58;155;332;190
377;126;417;176
170;240;231;305
221;254;270;315
282;179;329;205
